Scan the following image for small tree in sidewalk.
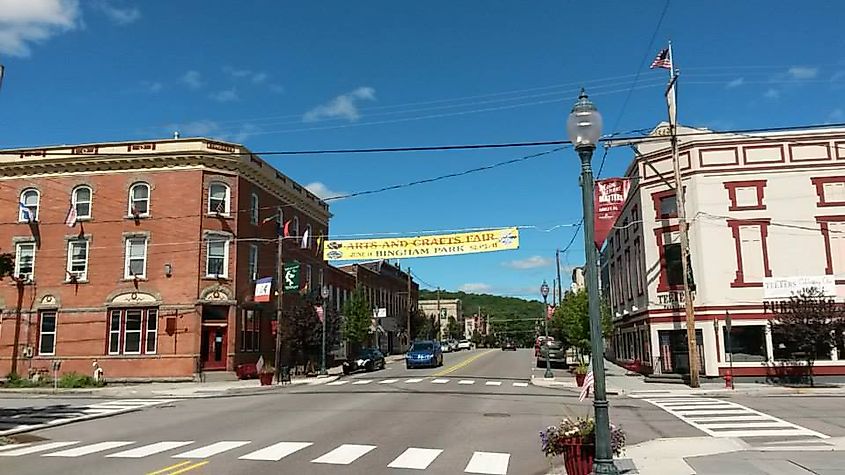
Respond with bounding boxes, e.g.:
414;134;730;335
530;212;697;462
768;288;845;387
342;286;372;357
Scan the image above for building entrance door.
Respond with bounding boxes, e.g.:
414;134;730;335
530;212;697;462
658;329;704;375
201;325;227;370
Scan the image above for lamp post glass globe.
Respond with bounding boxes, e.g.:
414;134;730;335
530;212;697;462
540;281;549;299
566;88;603;149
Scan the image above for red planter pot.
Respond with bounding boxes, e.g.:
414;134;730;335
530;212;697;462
575;373;586;387
562;437;595;475
259;373;274;386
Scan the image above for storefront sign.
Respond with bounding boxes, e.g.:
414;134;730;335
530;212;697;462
656;290;695;309
763;276;835;299
593;178;631;249
323;228;519;260
283;263;301;293
254;277;273;302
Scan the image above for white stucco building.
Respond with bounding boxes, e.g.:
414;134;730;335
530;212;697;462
418;299;462;340
604;123;845;380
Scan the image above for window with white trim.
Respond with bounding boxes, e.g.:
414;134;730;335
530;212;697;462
129;183;150;217
250;192;259;225
66;239;89;281
291;216;300;239
206;238;229;277
125;236;148;279
240;309;260;352
14;242;35;281
38;310;57;356
107;308;158;355
208;182;230;215
19;188;39;222
304;224;312;248
248;244;259;281
72;186;92;219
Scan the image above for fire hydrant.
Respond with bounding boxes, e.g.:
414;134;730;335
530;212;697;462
724;371;733;389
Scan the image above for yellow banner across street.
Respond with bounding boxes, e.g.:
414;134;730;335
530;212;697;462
323;227;520;260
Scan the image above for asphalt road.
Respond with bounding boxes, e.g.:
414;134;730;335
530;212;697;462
5;349;840;474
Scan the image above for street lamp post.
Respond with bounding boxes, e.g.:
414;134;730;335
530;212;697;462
320;285;330;376
540;280;553;379
566;89;618;475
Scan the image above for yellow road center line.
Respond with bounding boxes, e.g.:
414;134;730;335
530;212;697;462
166;461;209;475
433;350;495;376
145;461;192;475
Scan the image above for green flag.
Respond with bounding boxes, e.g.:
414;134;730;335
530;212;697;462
283;262;300;293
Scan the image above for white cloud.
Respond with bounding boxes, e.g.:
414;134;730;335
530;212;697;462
459;283;492;293
210;88;238;102
787;66;818;80
224;123;260;144
303;86;376;122
223;66;269;84
91;0;139;25
0;0;81;56
763;88;780;99
829;108;844;122
503;255;553;269
305;182;345;200
251;72;267;84
181;70;203;89
725;77;744;89
140;80;162;93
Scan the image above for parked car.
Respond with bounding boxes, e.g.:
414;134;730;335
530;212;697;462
343;348;385;375
457;339;472;351
440;341;452;353
501;340;517;351
536;340;567;368
448;339;459;352
405;340;443;368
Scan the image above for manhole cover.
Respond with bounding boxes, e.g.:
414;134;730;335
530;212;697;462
483;412;511;418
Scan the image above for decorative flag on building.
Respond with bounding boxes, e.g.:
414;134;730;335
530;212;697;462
283;262;301;293
315;235;324;256
650;47;671;69
315;305;324;323
18;202;32;223
283;220;291;238
64;204;77;228
256;355;264;374
579;369;595;401
300;228;310;249
254;276;273;302
261;214;277;224
593;178;631;248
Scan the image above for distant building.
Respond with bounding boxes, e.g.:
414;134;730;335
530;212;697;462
418;299;462;340
464;312;489;339
571;267;586;293
337;260;419;354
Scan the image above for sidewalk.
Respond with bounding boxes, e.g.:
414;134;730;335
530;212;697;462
0;366;343;399
530;359;844;397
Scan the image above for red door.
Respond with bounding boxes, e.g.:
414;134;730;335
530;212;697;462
201;326;227;370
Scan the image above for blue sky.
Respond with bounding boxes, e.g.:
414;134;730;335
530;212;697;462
2;1;844;300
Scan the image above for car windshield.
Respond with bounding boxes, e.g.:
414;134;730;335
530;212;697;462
545;341;564;350
411;342;433;351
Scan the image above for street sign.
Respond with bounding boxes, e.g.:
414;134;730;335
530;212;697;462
373;308;387;318
283;263;300;293
254;277;273;302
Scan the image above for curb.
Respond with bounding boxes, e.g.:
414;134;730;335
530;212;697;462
529;376;620;396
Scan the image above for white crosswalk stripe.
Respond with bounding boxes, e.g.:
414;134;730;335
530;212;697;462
351;380;372;385
485;381;502;386
172;441;251;458
311;444;376;465
387;447;443;469
512;382;528;387
379;379;399;384
106;441;193;458
2;439;516;472
326;380;348;386
458;380;475;385
431;379;450;384
644;397;829;438
238;442;313;461
464;451;510;474
404;378;424;383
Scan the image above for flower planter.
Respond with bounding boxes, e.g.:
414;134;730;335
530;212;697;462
562;437;595;475
575;372;586;387
259;372;274;386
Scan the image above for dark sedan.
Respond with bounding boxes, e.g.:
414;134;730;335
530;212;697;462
501;340;517;351
405;340;443;369
343;348;386;375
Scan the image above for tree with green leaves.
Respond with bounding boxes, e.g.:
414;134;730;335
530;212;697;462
342;286;372;354
769;288;845;387
445;316;461;340
281;300;341;370
550;289;612;357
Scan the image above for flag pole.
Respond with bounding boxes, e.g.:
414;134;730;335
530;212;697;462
666;40;700;388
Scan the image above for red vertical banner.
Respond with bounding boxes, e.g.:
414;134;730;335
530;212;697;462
593;178;631;249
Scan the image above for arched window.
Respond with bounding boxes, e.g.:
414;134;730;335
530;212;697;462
19;188;39;222
208;182;230;215
304;223;312;248
129;183;150;217
291;216;300;239
72;186;92;219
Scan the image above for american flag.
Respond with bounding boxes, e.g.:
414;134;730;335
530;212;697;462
578;370;595;401
65;204;77;228
650;48;671;69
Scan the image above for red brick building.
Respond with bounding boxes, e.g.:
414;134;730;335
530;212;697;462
0;138;329;380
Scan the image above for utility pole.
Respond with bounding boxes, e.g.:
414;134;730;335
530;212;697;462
274;231;284;384
406;267;412;349
552;279;557;307
556;249;563;301
666;41;699;388
436;287;441;341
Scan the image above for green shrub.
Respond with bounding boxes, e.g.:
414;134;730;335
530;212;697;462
58;372;103;388
3;373;47;388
